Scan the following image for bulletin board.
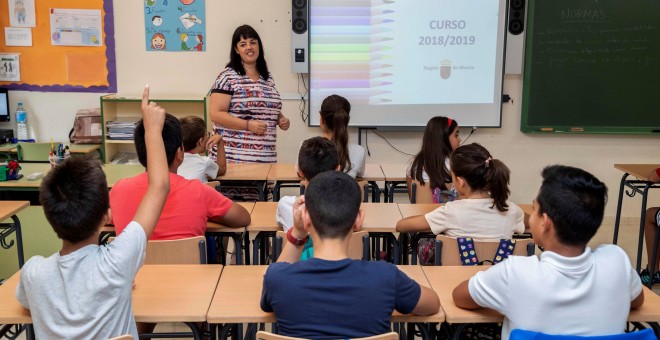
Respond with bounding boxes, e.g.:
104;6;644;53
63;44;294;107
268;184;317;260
0;0;116;92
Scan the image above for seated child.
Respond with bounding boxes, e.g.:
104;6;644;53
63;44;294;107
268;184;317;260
261;171;440;339
453;165;644;339
397;143;524;239
110;113;250;240
177;115;226;182
16;85;170;339
407;116;461;203
641;167;660;285
277;136;340;259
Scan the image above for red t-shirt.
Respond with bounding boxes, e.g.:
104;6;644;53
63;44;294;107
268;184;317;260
110;172;233;240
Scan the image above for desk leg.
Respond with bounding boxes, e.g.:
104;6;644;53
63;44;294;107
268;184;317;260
244;231;251;265
228;232;243;265
273;181;281;202
613;173;630;244
12;215;24;268
636;183;652;272
26;325;35;340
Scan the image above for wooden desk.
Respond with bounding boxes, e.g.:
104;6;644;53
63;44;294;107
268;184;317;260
362;203;403;264
0;143;100;154
207;265;444;340
0;201;29;268
247;202;280;265
381;164;407;202
0;273;31;325
423;266;660;326
398;204;442;218
206;202;254;265
216;163;272;201
267;163;301;201
613;164;660;273
358;164;387;202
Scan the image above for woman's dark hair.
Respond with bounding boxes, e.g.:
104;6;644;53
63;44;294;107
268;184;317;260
226;25;269;78
320;95;351;173
409;116;457;189
451;143;510;212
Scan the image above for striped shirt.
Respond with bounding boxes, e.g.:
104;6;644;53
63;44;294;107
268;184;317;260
210;67;282;163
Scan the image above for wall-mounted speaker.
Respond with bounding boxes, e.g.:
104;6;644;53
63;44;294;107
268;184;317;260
505;0;527;75
291;0;309;73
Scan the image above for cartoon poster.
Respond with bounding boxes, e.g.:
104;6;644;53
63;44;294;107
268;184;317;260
8;0;36;28
144;0;206;52
0;53;21;82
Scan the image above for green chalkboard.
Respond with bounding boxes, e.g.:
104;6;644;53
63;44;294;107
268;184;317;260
521;0;660;134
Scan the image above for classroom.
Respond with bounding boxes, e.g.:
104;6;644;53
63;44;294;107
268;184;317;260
0;0;659;339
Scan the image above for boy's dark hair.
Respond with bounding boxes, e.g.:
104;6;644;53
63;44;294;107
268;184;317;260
305;171;361;240
451;143;511;212
180;116;206;152
135;113;182;167
536;165;607;246
226;24;269;78
39;156;109;243
298;137;339;181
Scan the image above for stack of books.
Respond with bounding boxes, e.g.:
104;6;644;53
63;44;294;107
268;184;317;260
106;118;139;140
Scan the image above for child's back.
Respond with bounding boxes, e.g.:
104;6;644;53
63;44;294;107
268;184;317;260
16;221;146;338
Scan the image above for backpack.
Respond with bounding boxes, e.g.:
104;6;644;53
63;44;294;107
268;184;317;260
457;237;516;266
69;108;102;144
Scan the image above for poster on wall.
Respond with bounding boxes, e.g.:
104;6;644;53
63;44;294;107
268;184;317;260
0;53;21;82
144;0;206;52
50;8;103;46
8;0;36;28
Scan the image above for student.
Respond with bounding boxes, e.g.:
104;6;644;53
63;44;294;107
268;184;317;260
277;137;340;260
16;86;170;339
298;94;365;178
407;116;461;203
261;171;440;339
397;143;524;239
177;115;227;182
110;112;250;241
453;165;644;339
641;167;660;285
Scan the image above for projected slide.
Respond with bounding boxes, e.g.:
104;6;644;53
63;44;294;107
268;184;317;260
309;0;506;127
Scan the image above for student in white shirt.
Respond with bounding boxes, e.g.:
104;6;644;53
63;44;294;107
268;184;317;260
397;143;524;240
452;165;644;340
177;116;226;182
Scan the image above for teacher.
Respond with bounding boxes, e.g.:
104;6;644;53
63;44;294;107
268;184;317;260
209;24;290;165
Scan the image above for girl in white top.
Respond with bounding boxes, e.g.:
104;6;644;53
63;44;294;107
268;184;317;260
316;94;365;178
407;116;461;203
397;143;524;240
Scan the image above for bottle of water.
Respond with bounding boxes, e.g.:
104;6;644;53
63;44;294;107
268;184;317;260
16;102;28;140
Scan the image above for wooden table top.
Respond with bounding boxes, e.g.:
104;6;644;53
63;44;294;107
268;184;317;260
0;143;18;152
614;164;660;181
247;202;280;232
360;203;403;232
0;272;32;324
267;163;301;181
0;201;30;221
103;164;145;187
207;202;254;233
216;163;272;181
422;266;501;324
358;164;386;181
394;266;445;323
133;264;222;323
206;265;444;324
397;204;442;218
380;164;407;181
0;163;144;189
629;286;660;322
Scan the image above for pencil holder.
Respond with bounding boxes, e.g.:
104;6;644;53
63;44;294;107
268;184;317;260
50;155;65;169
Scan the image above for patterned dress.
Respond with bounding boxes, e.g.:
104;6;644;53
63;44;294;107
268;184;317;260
210;67;282;163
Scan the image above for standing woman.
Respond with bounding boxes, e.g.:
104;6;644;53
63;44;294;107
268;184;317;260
210;24;289;164
209;25;289;199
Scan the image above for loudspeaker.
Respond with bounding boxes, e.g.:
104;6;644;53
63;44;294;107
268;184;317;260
291;0;309;73
505;0;527;75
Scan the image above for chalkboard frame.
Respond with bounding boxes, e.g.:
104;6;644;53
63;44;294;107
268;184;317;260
520;0;660;135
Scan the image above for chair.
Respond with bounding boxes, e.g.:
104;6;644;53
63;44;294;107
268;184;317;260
509;329;656;340
108;236;207;264
434;235;535;266
300;179;369;202
407;178;435;204
273;230;370;261
17;142;62;162
256;331;399;340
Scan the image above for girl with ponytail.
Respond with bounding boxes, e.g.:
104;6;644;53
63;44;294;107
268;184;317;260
397;143;524;240
297;95;365;178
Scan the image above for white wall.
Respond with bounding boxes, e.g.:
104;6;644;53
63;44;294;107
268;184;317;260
1;0;658;217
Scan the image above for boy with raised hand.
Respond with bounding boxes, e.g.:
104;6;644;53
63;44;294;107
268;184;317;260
261;171;440;339
15;85;170;339
453;165;644;339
